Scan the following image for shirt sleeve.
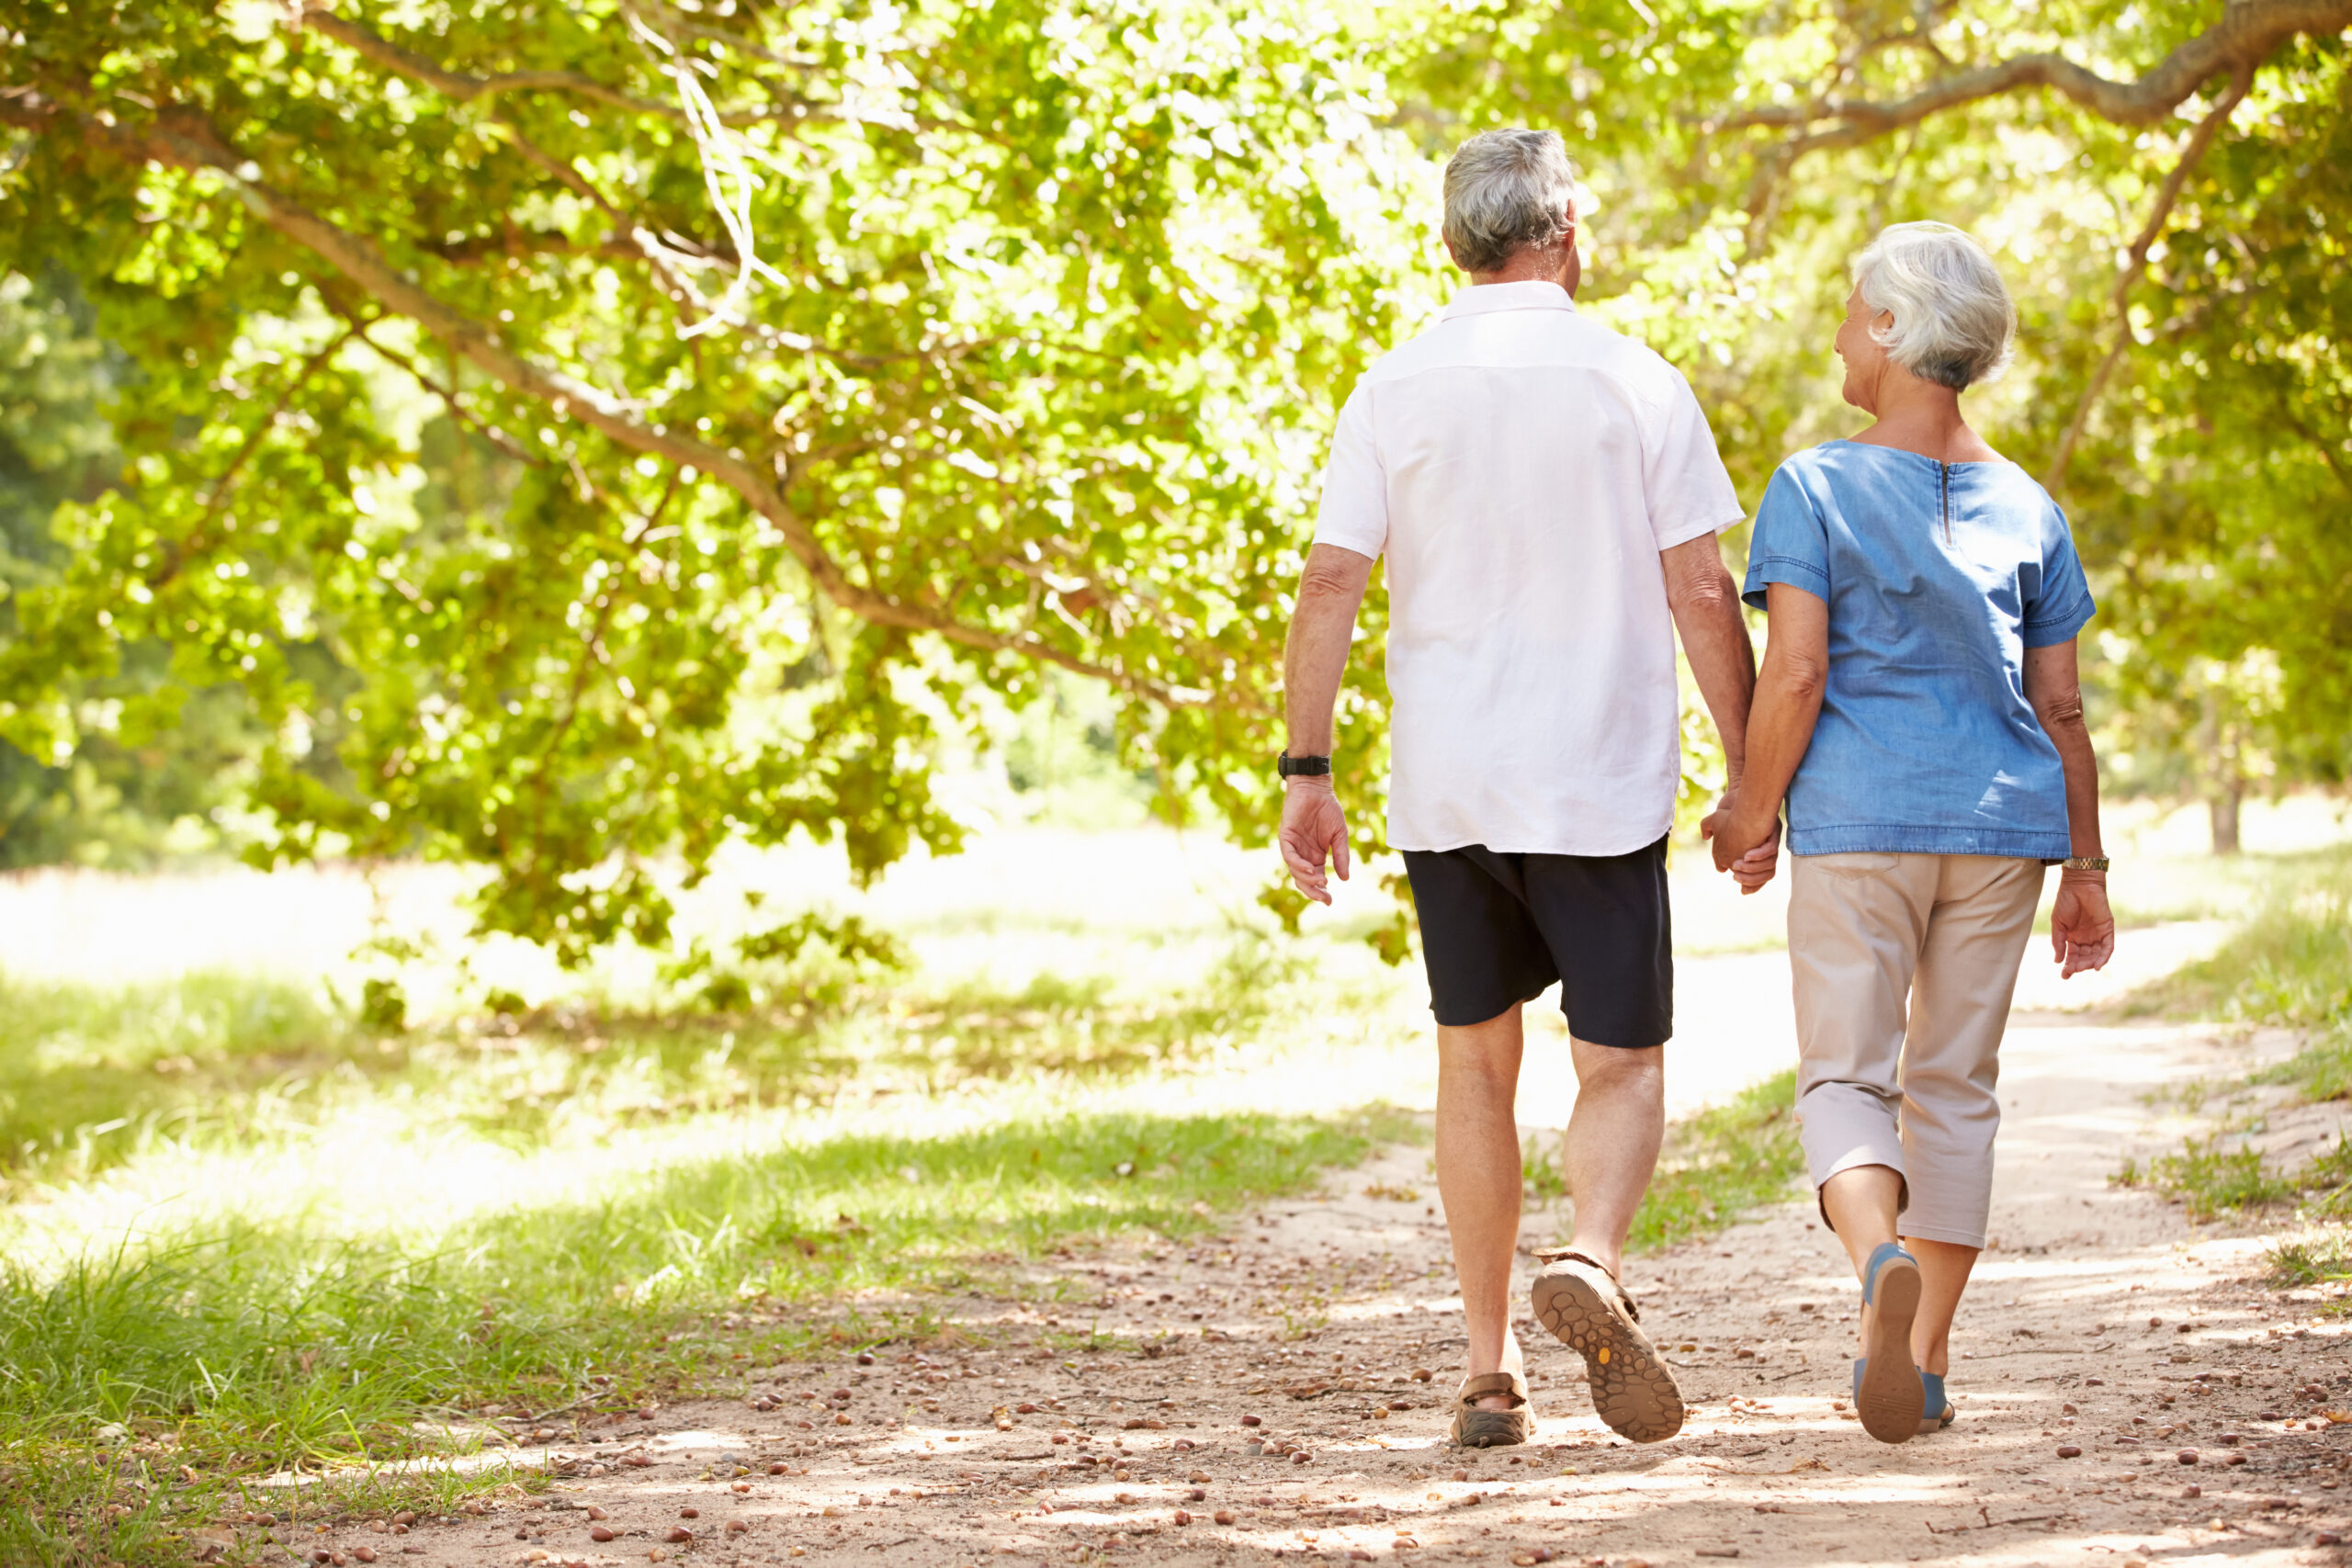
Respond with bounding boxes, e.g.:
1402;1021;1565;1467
1309;380;1386;561
1740;463;1830;609
2023;500;2097;648
1644;369;1747;550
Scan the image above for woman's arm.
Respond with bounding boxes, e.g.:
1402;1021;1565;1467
2023;637;2116;976
1707;581;1828;882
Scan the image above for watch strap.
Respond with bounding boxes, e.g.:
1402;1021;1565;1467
2062;856;2110;872
1277;753;1332;778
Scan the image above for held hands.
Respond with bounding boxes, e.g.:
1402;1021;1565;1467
2051;869;2116;977
1278;778;1351;906
1702;794;1782;895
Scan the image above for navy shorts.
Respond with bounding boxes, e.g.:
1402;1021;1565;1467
1399;837;1672;1048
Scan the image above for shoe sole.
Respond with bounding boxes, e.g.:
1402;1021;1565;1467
1449;1410;1533;1450
1531;1270;1684;1443
1858;1259;1926;1445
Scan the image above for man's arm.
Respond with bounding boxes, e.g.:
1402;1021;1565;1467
2024;637;2115;977
1278;542;1374;905
1660;532;1757;790
1711;581;1828;877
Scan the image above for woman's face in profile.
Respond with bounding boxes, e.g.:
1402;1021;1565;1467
1834;286;1893;413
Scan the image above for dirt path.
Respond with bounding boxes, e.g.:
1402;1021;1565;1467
282;939;2352;1568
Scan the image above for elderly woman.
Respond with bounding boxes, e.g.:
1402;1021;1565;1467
1709;221;2117;1445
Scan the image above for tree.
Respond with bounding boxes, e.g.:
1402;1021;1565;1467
0;0;1428;961
2;0;2343;948
1399;0;2351;849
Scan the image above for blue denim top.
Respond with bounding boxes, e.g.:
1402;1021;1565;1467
1741;440;2095;859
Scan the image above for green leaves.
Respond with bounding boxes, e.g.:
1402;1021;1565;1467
0;0;1430;955
0;0;2342;956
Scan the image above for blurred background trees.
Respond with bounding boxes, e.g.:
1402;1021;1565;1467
0;0;2342;954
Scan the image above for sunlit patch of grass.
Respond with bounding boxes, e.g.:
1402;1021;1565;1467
0;971;365;1187
2270;1229;2352;1295
1524;1072;1804;1257
1630;1070;1804;1253
2115;847;2352;1229
0;1104;1403;1564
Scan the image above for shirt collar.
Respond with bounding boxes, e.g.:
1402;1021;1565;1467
1440;280;1578;320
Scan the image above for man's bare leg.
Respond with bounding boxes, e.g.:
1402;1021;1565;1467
1436;1005;1526;1410
1558;1038;1666;1279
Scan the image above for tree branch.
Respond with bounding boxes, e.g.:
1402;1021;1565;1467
296;9;822;130
5;92;1217;711
1713;0;2352;149
2043;66;2254;493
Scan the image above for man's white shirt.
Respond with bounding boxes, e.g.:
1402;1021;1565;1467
1311;280;1746;857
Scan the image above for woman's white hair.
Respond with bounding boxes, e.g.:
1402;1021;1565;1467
1853;221;2017;391
1443;130;1579;274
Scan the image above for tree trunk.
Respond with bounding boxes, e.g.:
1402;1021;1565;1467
2209;780;2243;856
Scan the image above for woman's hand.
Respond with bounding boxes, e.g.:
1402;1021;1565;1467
1702;796;1783;894
2051;869;2115;976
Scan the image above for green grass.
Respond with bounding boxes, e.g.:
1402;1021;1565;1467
0;897;1413;1568
1524;1070;1804;1255
2118;845;2352;1227
0;1103;1401;1564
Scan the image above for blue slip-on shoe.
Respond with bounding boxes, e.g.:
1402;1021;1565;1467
1919;1371;1955;1434
1850;1242;1924;1444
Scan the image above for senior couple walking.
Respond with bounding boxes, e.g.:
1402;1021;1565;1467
1276;129;2119;1450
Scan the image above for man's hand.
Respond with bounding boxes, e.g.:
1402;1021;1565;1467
1702;796;1782;894
2051;870;2116;977
1278;779;1352;905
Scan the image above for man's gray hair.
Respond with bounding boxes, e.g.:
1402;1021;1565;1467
1853;221;2017;391
1442;130;1578;274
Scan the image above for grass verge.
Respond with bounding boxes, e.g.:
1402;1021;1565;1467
2112;846;2352;1267
0;1103;1405;1566
1525;1069;1804;1256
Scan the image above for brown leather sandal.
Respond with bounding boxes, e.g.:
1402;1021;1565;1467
1531;1248;1685;1444
1447;1371;1534;1449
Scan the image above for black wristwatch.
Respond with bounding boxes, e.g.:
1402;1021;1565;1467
1277;752;1332;779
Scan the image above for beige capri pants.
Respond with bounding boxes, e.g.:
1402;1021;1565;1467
1789;852;2045;1249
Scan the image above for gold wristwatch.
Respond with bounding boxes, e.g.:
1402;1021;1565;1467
2062;856;2110;872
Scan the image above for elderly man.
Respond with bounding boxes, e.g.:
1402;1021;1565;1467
1276;129;1761;1449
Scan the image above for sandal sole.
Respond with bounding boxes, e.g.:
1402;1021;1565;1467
1449;1411;1533;1449
1858;1259;1926;1445
1531;1269;1684;1444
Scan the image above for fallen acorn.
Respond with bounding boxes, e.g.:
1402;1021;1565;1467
390;1514;415;1528
679;1507;699;1519
1188;1487;1207;1502
590;1527;617;1542
353;1552;378;1566
2056;1445;2082;1459
1173;1510;1192;1527
2226;1453;2248;1466
768;1462;788;1475
725;1521;750;1535
1214;1510;1236;1526
1240;1415;1262;1427
665;1527;694;1544
1188;1471;1212;1484
623;1453;653;1468
585;1506;609;1521
2178;1450;2200;1465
